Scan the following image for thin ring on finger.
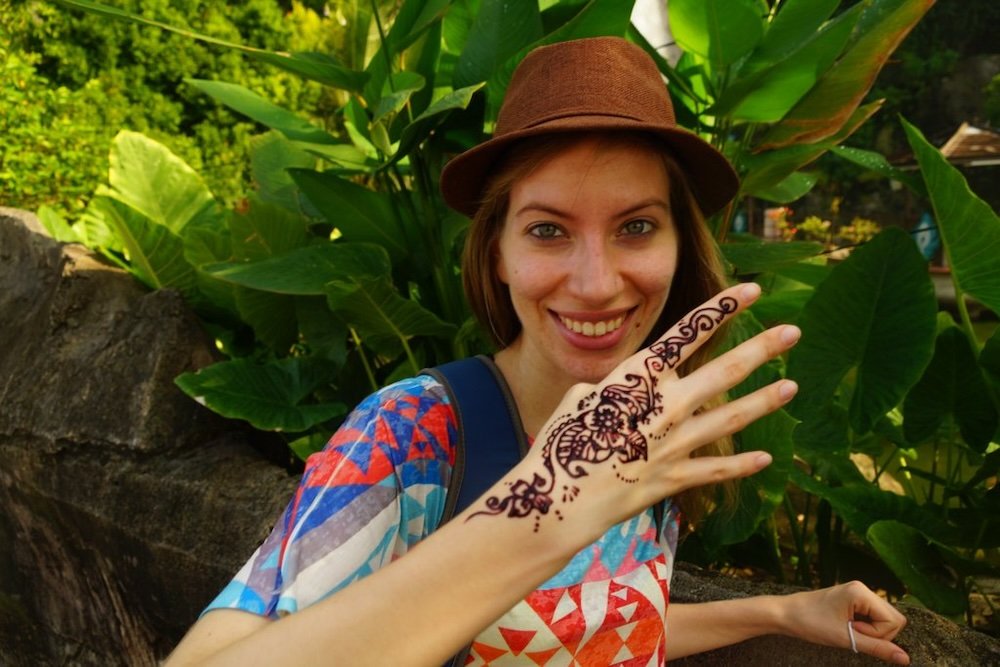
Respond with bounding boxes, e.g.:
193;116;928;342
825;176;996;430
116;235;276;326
847;620;858;653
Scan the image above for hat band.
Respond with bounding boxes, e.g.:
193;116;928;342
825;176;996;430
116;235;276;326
507;110;657;133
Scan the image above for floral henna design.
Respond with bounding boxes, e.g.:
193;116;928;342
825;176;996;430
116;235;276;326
468;297;739;530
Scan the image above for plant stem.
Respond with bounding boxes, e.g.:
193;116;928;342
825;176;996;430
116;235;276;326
351;327;378;392
783;494;808;585
370;0;395;93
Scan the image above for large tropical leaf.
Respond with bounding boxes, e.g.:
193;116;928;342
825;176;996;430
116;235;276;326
669;0;764;72
227;197;310;263
291;170;410;262
453;0;543;88
205;243;391;296
751;171;820;204
234;287;298;352
56;0;367;93
745;0;840;69
786;227;937;434
867;520;968;615
393;83;486;162
903;118;1000;316
107;131;220;236
249;132;320;214
714;5;860;123
902;326;999;451
830;145;927;197
325;274;456;355
720;240;823;275
175;356;345;432
185;80;338;145
697;312;795;546
89;196;197;295
758;0;934;150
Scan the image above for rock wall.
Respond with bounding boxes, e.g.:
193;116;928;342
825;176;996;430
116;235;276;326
1;209;998;665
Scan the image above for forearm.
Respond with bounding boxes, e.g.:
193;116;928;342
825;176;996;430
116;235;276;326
666;597;788;659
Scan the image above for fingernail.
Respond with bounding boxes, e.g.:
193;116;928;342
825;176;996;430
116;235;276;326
781;325;801;346
755;452;772;468
779;380;798;400
892;651;909;665
740;283;761;301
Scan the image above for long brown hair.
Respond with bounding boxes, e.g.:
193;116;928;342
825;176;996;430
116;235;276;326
461;131;736;521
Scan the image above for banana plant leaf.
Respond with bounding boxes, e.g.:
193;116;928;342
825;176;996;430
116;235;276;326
758;0;934;150
185;79;339;145
830;145;927;197
786;227;937;434
668;0;764;73
742;0;840;70
453;0;543;88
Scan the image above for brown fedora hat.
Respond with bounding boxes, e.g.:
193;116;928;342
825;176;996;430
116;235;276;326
440;36;739;218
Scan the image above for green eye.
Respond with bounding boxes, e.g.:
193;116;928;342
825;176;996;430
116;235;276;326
529;223;563;239
621;219;654;236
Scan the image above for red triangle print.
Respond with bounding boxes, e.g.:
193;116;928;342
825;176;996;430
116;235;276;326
498;627;537;655
471;641;508;663
526;647;561;666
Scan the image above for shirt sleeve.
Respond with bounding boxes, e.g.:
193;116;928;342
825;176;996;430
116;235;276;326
203;375;457;618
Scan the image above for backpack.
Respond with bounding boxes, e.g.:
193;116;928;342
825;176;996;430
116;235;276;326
423;355;665;667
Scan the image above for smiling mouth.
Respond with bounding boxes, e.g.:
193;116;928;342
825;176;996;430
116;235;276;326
558;313;628;337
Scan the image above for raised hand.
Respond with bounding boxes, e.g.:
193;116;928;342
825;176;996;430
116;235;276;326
468;283;800;532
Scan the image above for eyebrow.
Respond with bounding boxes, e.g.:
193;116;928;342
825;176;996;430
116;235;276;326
512;197;670;219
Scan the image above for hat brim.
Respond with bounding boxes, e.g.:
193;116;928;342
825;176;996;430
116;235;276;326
440;116;739;218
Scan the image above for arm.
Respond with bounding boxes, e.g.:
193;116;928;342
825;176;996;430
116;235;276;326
168;283;791;666
666;582;910;665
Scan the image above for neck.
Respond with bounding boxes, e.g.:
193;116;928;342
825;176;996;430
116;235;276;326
493;341;576;439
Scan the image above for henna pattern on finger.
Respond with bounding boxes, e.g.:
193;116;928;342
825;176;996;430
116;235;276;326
468;297;739;531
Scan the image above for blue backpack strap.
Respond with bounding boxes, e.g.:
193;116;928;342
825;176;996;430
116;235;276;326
423;355;528;526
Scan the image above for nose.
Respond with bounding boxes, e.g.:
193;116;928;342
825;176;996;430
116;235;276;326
566;239;624;305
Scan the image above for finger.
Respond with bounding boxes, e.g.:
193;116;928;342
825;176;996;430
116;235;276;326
852;628;910;665
668;379;798;450
674;323;801;414
630;282;760;377
663;450;773;493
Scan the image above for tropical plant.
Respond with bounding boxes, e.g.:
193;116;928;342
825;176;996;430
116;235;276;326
47;0;1000;624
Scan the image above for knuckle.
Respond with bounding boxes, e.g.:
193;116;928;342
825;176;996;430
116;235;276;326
721;360;747;385
725;409;749;433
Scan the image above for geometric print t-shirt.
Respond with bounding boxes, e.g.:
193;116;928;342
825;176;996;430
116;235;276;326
204;374;681;666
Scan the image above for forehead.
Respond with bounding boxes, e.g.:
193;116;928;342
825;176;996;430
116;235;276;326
508;136;671;211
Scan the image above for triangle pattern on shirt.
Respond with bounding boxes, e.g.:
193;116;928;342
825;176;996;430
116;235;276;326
498;627;536;656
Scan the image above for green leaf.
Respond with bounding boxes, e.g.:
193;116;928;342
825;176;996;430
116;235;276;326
185;79;338;145
205;243;391;296
831;146;927;197
982;328;1000;389
393;83;486;161
56;0;367;92
107;131;220;236
867;520;968;616
786;227;937;434
669;0;764;72
721;240;823;275
372;72;426;124
716;5;859;123
36;206;81;244
90;196;197;295
750;288;814;327
699;311;795;546
175;357;346;432
296;296;349;365
750;171;819;203
453;0;543;87
249;132;320;214
486;0;635;117
903;118;1000;316
326;275;456;353
234;287;298;352
742;101;882;195
758;0;934;150
290;170;409;262
288;431;332;461
902;326;999;451
748;0;840;68
228;196;310;263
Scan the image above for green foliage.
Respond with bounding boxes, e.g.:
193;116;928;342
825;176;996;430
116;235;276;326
1;0;343;216
49;0;1000;622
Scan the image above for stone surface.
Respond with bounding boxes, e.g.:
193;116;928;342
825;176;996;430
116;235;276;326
1;208;999;665
0;210;298;665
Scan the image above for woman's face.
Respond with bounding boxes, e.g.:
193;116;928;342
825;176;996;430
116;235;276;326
496;136;679;385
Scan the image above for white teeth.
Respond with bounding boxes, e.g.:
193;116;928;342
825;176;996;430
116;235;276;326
559;314;625;337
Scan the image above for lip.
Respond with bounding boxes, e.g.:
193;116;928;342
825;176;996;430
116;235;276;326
550;307;636;350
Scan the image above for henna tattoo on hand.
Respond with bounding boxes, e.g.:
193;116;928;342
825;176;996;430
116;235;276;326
468;297;739;531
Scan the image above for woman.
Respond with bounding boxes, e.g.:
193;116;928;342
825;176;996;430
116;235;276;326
167;37;909;666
